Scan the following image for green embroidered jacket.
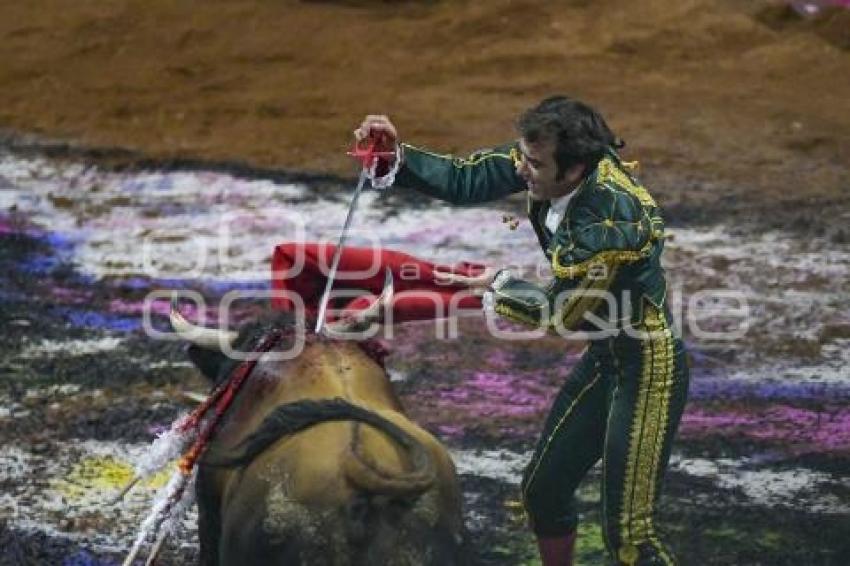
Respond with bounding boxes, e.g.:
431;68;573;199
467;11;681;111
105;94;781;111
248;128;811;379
395;142;669;332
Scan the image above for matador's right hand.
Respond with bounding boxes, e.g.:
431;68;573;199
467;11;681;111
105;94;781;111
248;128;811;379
354;115;399;151
354;115;401;179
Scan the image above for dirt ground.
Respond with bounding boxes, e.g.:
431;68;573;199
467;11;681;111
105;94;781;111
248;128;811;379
1;0;849;217
1;159;848;564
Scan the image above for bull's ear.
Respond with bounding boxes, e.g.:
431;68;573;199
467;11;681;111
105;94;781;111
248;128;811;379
186;344;227;383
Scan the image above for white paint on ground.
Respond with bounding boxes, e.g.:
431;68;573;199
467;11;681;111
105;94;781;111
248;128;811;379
387;368;408;383
670;456;849;514
0;403;30;420
723;338;850;385
450;448;850;515
0;152;542;281
665;225;850;384
146;360;195;370
0;445;33;481
450;448;532;484
18;336;123;358
4;152;849;384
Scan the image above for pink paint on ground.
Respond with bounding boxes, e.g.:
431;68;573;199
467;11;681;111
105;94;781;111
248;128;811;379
108;298;222;324
432;371;556;418
0;217;42;237
386;322;442;359
436;424;465;439
681;411;760;429
681;405;850;452
109;298;260;330
752;405;850;451
485;349;514;369
50;286;94;304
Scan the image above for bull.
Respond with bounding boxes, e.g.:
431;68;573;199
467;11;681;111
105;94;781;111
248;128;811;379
169;279;466;565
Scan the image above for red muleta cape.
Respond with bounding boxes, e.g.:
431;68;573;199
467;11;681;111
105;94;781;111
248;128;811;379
271;242;485;322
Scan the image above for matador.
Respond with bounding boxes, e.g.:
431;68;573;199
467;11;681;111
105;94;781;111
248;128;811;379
349;96;691;566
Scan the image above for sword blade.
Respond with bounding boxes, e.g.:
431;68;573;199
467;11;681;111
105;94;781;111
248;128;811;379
314;170;368;333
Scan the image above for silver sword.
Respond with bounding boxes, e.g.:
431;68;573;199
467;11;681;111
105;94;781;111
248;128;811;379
314;169;369;334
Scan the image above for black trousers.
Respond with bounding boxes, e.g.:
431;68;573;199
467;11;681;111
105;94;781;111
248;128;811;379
521;304;690;566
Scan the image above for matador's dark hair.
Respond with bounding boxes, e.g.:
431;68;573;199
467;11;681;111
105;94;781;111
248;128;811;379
517;95;624;181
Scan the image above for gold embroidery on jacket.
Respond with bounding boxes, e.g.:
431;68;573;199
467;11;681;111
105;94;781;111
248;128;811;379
622;160;640;173
551;240;653;279
400;143;515;168
510;146;523;169
494;302;542;327
597;157;657;207
555;264;618;331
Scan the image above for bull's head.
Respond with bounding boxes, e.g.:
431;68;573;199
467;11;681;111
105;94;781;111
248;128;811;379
169;268;394;384
168;296;238;384
169;268;393;350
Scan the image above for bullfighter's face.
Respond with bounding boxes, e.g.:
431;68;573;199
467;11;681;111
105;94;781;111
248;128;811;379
517;136;584;202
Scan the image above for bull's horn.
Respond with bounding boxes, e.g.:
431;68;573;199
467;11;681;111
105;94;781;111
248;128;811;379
350;267;394;323
354;267;394;324
321;268;395;336
169;295;237;350
378;267;394;306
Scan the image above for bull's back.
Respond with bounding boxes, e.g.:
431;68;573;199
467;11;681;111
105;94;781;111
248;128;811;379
201;341;464;564
210;342;402;454
212;413;463;565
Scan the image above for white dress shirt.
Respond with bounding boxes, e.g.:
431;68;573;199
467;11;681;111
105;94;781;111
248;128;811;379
545;190;577;234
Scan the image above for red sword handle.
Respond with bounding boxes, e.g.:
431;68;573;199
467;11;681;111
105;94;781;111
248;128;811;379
347;138;396;170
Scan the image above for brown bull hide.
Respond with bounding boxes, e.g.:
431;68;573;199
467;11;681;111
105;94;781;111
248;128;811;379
192;334;465;566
